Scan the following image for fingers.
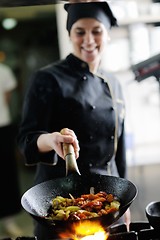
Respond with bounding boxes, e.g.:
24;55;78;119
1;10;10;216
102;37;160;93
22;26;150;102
60;128;76;138
72;138;80;159
60;128;80;159
37;129;80;161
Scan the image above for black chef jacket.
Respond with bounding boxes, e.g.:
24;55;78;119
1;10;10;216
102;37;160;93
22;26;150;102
17;54;126;185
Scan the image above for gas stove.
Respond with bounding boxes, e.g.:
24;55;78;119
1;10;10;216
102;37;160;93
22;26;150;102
108;221;160;239
1;222;160;240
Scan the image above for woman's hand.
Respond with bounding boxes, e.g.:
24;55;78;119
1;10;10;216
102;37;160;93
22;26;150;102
37;128;80;160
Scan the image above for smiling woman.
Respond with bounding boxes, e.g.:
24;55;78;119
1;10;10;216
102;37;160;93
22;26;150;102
16;1;132;239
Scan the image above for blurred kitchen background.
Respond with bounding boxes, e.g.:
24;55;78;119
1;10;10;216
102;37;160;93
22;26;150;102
0;0;160;238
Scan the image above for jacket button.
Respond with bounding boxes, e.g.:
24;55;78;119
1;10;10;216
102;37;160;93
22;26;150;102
83;75;87;81
91;105;96;110
110;135;114;140
89;136;93;140
111;106;115;111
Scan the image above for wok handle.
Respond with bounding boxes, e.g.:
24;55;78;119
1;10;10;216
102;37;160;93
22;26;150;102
62;143;81;176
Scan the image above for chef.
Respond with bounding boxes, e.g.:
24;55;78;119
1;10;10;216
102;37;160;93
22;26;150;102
17;1;129;239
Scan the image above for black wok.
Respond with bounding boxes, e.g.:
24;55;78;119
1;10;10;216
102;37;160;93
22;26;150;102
21;172;137;231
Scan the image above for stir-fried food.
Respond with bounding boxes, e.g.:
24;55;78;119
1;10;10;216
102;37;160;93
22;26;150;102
46;191;120;221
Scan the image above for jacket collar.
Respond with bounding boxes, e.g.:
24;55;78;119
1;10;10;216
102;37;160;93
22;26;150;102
66;54;90;73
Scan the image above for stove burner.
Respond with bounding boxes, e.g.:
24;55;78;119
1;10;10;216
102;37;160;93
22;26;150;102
109;231;137;240
108;222;160;240
1;222;160;240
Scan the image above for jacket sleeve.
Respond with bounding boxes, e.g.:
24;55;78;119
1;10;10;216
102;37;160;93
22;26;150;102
17;70;60;166
115;122;127;178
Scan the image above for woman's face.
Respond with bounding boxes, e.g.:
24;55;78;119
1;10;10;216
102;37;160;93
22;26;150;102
69;18;109;67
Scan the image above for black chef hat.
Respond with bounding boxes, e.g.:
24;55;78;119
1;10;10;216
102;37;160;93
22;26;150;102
64;1;117;33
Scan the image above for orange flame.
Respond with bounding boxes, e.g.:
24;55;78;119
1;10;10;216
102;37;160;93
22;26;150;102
59;221;109;240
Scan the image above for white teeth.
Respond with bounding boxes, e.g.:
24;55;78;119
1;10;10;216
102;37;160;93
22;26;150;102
84;48;95;51
82;46;97;51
